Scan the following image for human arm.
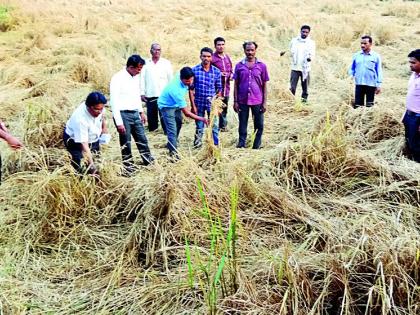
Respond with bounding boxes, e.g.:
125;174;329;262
0;121;23;149
188;88;197;114
101;116;108;134
375;55;383;94
348;54;356;77
233;76;239;113
261;81;268;113
181;107;208;125
215;70;222;97
140;68;147;102
110;75;126;134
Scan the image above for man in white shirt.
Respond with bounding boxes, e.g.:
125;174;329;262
110;55;154;175
289;25;315;102
63;92;108;176
140;43;173;133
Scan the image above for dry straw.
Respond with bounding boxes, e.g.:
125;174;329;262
1;0;420;314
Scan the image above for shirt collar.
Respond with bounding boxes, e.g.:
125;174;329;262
240;58;261;64
359;50;373;55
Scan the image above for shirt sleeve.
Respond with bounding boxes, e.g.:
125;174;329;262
310;40;316;59
348;54;356;77
171;89;187;108
233;64;239;80
262;64;270;82
110;75;123;126
375;55;383;87
215;69;222;93
140;67;146;96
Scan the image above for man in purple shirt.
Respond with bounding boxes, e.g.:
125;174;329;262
212;37;233;132
233;41;269;149
402;49;420;162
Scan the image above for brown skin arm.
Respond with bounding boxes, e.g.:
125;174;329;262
261;81;267;113
188;89;197;114
181;107;208;125
233;78;239;112
101;117;108;134
0;121;23;149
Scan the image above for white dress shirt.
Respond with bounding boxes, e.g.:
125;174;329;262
289;36;316;72
110;68;144;126
65;102;104;143
140;58;173;98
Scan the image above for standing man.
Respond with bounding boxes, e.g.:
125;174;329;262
0;120;23;183
402;49;420;162
158;67;209;159
110;54;154;175
233;41;269;149
211;37;233;132
349;35;383;108
289;25;315;102
140;43;173;133
190;47;222;148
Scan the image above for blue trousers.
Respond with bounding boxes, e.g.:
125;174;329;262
194;107;219;147
403;111;420;162
160;107;183;154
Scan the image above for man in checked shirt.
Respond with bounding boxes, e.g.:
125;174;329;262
189;47;222;148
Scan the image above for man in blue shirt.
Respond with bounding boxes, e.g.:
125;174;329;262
158;67;208;159
189;47;222;148
349;35;383;108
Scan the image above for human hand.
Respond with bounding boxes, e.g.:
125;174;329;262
261;104;267;113
233;103;239;113
141;95;147;103
140;112;147;125
116;125;126;134
202;118;209;126
375;87;381;95
6;135;23;149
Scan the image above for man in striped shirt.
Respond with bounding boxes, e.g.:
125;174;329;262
189;47;222;148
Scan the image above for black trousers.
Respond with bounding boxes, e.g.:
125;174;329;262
63;131;100;173
403;111;420;162
219;96;229;129
117;110;153;171
354;85;376;107
290;70;310;100
146;97;166;133
237;104;264;149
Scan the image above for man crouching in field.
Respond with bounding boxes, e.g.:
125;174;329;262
402;49;420;162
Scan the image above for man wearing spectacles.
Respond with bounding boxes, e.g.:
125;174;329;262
110;55;154;176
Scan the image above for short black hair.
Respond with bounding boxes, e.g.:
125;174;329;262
214;37;225;46
180;67;194;80
200;47;213;55
408;49;420;62
301;25;311;31
85;92;107;107
126;54;145;68
243;41;258;50
361;35;373;43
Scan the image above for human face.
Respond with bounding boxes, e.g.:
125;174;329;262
300;28;310;39
409;57;420;73
244;43;256;61
181;77;194;87
215;41;225;54
200;51;212;66
151;44;161;59
127;64;143;76
87;103;104;118
360;38;372;53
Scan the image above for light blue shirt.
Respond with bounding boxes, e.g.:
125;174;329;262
158;77;189;109
349;50;383;87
